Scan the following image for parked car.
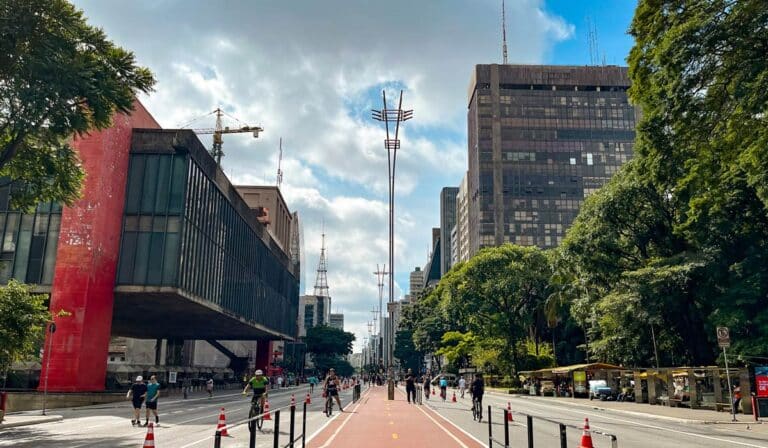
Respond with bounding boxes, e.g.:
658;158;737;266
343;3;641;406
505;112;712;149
589;380;615;400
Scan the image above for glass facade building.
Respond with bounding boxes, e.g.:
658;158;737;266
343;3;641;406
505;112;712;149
467;65;636;252
0;185;62;286
115;130;299;339
439;187;458;277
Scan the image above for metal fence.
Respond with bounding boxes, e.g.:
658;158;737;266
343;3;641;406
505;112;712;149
486;405;618;448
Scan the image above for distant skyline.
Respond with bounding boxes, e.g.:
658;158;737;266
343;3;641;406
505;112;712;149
71;0;638;351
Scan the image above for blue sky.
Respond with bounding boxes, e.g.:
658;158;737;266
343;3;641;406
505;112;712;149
73;0;638;350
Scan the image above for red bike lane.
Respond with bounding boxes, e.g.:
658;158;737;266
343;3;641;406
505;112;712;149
307;387;483;448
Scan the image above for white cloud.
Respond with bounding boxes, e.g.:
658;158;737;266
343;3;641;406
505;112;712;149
72;0;574;351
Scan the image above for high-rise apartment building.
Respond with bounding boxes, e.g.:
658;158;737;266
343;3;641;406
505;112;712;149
439;187;459;276
455;173;470;263
329;313;344;330
297;295;331;337
409;267;424;299
467;64;636;252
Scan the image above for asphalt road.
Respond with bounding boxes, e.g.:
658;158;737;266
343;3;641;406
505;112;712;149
0;385;358;448
420;389;768;448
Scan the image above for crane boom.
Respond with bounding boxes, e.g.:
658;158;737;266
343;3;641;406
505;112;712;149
188;107;263;167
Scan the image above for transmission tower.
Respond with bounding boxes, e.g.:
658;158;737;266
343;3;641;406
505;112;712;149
502;0;509;64
313;231;329;297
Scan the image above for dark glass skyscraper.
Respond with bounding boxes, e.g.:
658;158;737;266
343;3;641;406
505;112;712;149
439;186;458;276
467;64;637;252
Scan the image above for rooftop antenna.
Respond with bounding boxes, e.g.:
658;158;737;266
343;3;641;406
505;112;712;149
276;137;284;188
586;16;600;66
502;0;509;64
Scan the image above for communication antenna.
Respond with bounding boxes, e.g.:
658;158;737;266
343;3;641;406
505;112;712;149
276;137;284;188
502;0;509;64
586;16;600;66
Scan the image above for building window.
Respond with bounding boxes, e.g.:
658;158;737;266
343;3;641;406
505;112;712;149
569;157;576;165
586;153;594;165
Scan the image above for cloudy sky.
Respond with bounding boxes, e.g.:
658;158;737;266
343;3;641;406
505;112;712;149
72;0;636;351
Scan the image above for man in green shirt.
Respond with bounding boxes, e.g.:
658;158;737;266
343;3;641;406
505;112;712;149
243;369;270;409
143;375;160;427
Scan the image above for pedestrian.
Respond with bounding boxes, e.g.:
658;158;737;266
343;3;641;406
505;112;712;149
277;375;284;389
458;376;467;399
206;377;214;398
423;374;431;400
404;369;416;403
143;375;160;427
733;384;742;414
439;375;448;401
126;375;147;427
308;375;316;393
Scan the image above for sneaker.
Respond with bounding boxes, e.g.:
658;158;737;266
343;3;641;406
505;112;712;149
143;422;148;427
131;420;136;426
155;416;159;424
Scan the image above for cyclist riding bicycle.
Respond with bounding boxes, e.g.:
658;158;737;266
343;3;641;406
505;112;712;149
243;369;269;408
470;373;485;420
324;368;343;412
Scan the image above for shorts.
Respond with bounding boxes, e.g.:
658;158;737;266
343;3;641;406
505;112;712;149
146;400;158;410
132;399;145;410
327;389;339;397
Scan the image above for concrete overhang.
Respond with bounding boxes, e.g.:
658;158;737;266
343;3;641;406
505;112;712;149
112;285;295;341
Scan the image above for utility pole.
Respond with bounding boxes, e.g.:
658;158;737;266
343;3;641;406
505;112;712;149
372;92;412;374
373;265;388;369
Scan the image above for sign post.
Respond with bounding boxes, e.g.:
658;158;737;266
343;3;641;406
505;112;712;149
717;327;737;422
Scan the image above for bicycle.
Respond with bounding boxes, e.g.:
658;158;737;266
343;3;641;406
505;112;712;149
324;393;334;417
247;392;266;431
472;396;483;422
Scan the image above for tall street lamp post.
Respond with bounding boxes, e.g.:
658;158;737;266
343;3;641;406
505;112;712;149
42;322;56;416
371;90;412;374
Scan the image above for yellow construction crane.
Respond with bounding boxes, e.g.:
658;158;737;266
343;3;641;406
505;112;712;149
181;107;263;167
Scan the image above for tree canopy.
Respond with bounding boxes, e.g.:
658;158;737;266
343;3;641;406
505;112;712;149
0;0;155;208
0;280;50;376
304;325;355;375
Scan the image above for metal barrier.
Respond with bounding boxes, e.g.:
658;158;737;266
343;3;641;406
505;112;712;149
486;405;618;448
213;401;308;448
352;384;361;403
415;385;423;405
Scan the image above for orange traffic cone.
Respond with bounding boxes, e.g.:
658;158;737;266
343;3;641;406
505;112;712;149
263;399;272;421
452;391;457;402
291;394;296;406
507;402;514;422
216;408;229;437
305;393;311;404
142;422;155;447
579;418;594;448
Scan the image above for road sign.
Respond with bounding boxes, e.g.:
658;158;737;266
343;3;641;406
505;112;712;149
717;326;731;348
168;371;177;384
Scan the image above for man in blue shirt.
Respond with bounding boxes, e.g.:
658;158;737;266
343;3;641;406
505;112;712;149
144;375;160;427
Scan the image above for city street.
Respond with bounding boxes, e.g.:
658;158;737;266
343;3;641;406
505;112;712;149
420;389;768;448
0;385;356;448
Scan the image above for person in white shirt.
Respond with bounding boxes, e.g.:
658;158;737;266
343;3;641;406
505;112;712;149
459;376;467;398
277;375;284;388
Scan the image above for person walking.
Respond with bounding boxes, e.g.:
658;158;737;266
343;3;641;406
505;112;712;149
423;374;431;400
206;378;214;398
277;375;284;389
126;375;147;427
733;384;742;414
404;369;416;403
143;375;160;426
458;376;467;399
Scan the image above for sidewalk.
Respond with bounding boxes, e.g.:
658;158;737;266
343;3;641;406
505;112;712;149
0;413;63;429
308;386;483;448
490;388;768;427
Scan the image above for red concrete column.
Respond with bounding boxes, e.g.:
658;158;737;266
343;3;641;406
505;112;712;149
39;102;160;392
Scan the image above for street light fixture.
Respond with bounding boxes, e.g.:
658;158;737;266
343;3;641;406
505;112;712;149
371;90;413;373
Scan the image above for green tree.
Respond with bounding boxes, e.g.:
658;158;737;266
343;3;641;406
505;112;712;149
0;280;50;378
449;245;551;374
0;0;155;208
304;325;355;358
394;329;423;373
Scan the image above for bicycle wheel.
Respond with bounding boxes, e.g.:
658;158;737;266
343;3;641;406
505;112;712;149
325;397;333;417
248;403;257;432
471;401;477;421
255;402;264;430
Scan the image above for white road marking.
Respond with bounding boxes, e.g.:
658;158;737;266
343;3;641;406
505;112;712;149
315;390;370;448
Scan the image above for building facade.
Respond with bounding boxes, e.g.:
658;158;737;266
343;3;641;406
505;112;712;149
439;187;459;276
329;312;344;330
7;102;301;392
455;173;470;263
298;294;331;337
467;64;636;252
409;267;424;299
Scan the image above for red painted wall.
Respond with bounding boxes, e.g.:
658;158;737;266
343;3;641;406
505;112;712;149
39;101;160;392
